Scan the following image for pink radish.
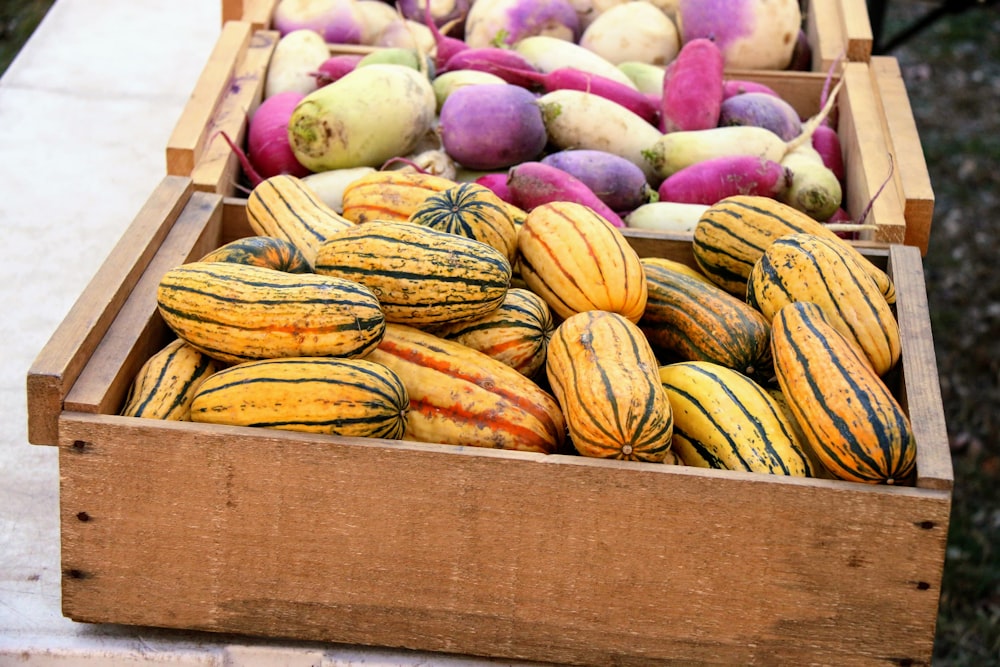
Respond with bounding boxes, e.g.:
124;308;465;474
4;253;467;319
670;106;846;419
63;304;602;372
422;0;468;70
441;47;538;82
507;161;626;227
224;91;312;187
811;124;845;184
475;172;517;204
312;54;363;87
657;155;790;205
486;63;659;125
659;37;725;133
541;149;654;212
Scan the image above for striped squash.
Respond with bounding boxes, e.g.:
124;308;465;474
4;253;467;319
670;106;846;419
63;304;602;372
198;235;311;273
746;232;901;376
246;174;354;266
771;301;916;485
518;201;647;323
692;195;895;303
189;357;408;439
366;324;566;454
314;220;511;326
340;170;457;223
121;338;218;420
426;287;554;378
408;182;519;262
640;257;772;380
157;261;385;364
658;361;813;476
640;256;715;286
546;310;673;462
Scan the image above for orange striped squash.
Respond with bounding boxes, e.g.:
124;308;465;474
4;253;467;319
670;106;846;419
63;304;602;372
340;170;457;223
546;310;673;462
771;301;916;485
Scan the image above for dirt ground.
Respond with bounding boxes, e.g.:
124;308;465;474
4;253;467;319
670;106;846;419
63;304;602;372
879;1;1000;663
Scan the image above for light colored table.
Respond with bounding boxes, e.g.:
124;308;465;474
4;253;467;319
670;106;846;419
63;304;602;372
0;3;528;664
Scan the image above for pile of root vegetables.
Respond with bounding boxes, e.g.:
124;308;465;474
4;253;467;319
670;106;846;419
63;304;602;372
235;0;857;233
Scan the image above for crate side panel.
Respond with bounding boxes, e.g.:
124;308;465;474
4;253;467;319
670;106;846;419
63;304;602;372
806;0;846;73
26;176;194;446
60;414;948;667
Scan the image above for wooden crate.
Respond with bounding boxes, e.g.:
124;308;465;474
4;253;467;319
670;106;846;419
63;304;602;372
165;17;911;246
869;55;935;255
28;175;951;666
806;0;875;71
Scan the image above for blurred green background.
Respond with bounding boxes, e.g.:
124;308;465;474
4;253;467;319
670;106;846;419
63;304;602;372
2;0;997;664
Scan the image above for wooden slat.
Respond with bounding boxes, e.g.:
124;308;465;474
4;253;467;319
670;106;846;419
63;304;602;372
63;192;225;420
888;245;952;490
26;176;194;447
870;56;935;255
839;62;907;244
806;0;847;73
240;0;279;31
838;0;875;62
166;21;253;177
58;413;950;666
191;29;279;195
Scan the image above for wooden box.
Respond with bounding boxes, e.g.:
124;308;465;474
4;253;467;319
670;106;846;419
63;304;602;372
166;17;916;248
28;175;951;666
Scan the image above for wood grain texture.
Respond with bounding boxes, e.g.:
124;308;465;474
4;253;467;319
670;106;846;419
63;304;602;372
838;0;875;62
63;192;224;421
166;21;253;176
806;0;847;73
26;176;193;446
870;56;935;256
888;246;952;490
58;412;949;666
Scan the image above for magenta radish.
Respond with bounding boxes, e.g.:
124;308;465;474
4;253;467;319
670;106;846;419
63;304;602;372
811;124;845;184
541;149;654;212
657;155;790;205
441;47;538;81
312;54;364;86
397;0;471;27
475;172;517;204
722;79;781;100
659;38;725;133
718;91;803;142
420;0;468;70
439;84;548;170
507;161;626;227
487;64;659;124
247;91;312;182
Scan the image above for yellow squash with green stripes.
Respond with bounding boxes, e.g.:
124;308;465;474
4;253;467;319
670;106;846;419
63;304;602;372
157;261;385;364
518;201;647;323
746;232;901;376
121;338;218;420
340;170;457;223
546;310;673;462
692;195;895;303
189;357;408;440
658;361;813;476
314;220;511;326
198;235;311;273
771;301;916;485
366;324;566;454
426;287;554;378
246;174;354;266
640;257;772;380
408;181;519;262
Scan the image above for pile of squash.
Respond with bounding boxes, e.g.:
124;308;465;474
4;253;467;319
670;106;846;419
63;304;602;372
125;171;915;486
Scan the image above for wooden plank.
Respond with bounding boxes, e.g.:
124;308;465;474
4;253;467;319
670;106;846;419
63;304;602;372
191;29;279;195
806;0;847;73
58;413;949;666
888;245;952;490
63;192;225;420
839;62;907;244
166;21;253;177
870;56;935;255
838;0;874;62
26;176;194;447
220;0;243;24
240;0;280;31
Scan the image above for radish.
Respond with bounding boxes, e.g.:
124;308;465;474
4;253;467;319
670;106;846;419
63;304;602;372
659;37;725;133
272;0;366;43
247;91;312;182
626;201;709;232
432;69;507;111
718;91;803;142
514;35;638;89
265;29;331;98
356;0;401;43
397;0;470;28
475;172;518;204
617;61;666;96
578;0;680;66
302;166;377;212
507;161;626;227
541;149;654;212
439;83;548;170
464;0;581;48
779;144;842;221
441;47;539;81
812;124;845;184
643;125;788;179
419;0;468;70
722;79;781;100
312;54;364;87
288;64;437;171
675;0;801;70
536;88;664;184
657;155;790;205
488;63;659;124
